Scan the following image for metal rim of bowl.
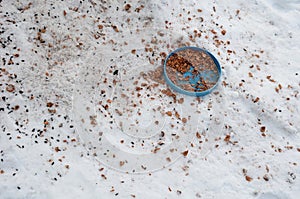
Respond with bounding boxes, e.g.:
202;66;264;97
163;46;222;97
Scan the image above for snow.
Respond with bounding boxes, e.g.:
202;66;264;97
0;0;299;198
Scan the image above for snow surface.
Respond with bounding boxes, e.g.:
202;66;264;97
0;0;299;198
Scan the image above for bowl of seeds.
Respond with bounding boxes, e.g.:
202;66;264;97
163;46;221;97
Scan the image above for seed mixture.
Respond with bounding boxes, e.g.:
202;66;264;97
166;48;219;92
76;48;220;173
1;0;299;198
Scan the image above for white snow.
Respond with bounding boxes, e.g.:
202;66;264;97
0;0;299;198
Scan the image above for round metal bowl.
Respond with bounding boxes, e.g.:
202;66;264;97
163;46;221;97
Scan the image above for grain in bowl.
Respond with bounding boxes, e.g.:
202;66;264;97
164;46;221;96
